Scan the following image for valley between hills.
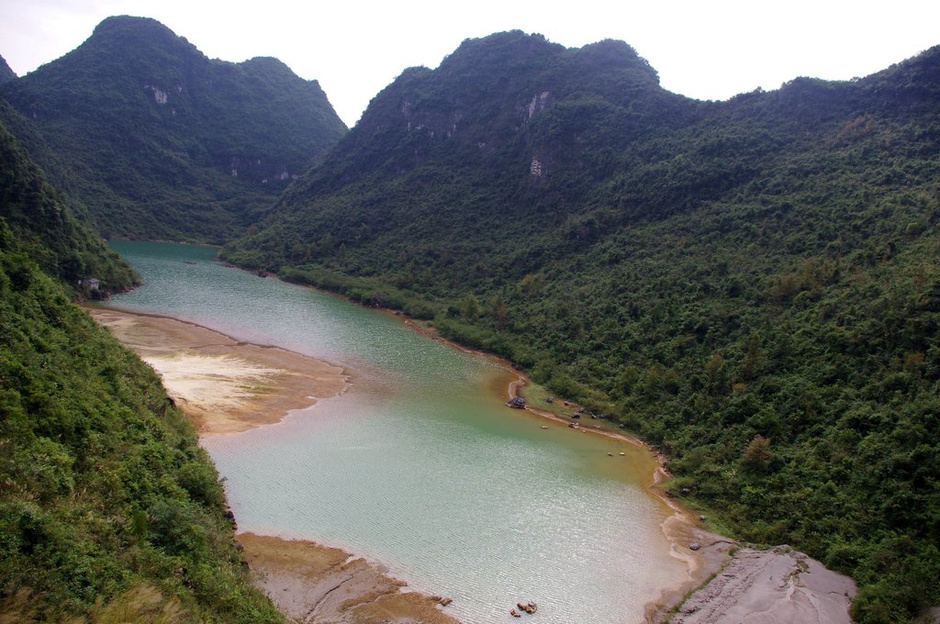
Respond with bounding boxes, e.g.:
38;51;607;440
1;15;938;624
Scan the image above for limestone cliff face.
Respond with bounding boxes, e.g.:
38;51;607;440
288;31;688;200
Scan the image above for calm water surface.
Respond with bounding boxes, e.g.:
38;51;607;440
106;241;684;623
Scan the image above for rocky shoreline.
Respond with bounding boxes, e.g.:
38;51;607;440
643;483;855;623
659;543;856;624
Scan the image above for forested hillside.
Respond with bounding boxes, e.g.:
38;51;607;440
0;108;137;296
0;56;14;84
0;16;347;242
224;33;940;623
0;117;284;622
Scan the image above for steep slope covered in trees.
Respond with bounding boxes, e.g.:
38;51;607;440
0;117;283;622
0;55;14;84
0;110;137;296
224;34;940;623
0;16;347;242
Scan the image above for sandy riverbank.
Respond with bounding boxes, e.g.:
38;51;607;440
90;306;462;623
89;307;350;435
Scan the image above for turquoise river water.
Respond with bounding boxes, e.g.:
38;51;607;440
105;241;686;623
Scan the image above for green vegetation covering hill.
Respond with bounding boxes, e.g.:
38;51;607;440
224;33;940;623
0;55;15;84
0;16;347;242
0;119;283;622
0;110;137;296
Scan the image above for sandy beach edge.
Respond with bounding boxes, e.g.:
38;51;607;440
87;305;351;435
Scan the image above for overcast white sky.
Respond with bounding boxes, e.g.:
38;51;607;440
1;0;937;127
